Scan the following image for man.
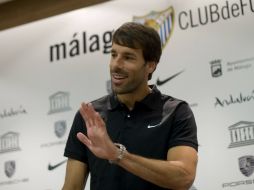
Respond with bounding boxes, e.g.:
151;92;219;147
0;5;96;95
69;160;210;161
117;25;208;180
62;22;198;190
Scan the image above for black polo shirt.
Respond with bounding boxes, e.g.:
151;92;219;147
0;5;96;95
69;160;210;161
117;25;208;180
64;85;198;190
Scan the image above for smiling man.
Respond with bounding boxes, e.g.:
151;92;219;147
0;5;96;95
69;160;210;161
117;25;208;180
62;22;198;190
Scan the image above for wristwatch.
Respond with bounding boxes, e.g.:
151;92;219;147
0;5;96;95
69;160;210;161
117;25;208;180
109;143;126;164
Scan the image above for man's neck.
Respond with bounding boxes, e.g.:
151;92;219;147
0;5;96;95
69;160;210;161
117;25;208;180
117;86;152;110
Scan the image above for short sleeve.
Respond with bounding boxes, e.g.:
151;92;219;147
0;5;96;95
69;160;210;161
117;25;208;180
168;103;198;151
64;111;88;163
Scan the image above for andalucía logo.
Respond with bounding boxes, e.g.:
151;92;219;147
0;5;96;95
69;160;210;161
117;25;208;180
133;6;175;49
215;90;254;107
0;105;27;119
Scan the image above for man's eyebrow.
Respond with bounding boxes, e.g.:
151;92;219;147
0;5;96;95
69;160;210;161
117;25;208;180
111;49;137;57
123;52;136;57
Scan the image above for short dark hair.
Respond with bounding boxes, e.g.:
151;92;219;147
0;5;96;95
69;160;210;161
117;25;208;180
112;22;162;80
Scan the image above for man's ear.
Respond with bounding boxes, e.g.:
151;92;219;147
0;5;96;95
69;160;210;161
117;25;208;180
146;61;157;74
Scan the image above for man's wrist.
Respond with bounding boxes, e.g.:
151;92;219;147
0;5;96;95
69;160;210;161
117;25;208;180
109;143;126;164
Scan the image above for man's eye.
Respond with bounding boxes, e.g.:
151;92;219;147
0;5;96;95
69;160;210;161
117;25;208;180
111;53;117;58
124;56;134;60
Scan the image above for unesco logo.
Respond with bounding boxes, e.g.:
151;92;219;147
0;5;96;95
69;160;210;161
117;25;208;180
228;121;254;148
48;91;71;115
223;120;254;188
0;132;21;154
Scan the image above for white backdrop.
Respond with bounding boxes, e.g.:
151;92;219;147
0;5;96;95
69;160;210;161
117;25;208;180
0;0;254;190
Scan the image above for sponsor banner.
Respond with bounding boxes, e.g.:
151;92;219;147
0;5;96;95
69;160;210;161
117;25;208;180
0;0;253;190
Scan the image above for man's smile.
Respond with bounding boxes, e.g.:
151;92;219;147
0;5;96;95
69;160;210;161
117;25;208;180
112;73;128;85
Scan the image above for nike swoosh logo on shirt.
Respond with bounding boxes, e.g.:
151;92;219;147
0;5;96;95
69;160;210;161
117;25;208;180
48;159;67;171
156;70;184;86
147;123;161;128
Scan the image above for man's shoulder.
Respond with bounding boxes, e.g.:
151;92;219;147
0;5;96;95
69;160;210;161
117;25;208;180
160;93;185;105
91;94;112;110
156;94;192;120
159;93;188;114
152;85;186;105
150;86;187;112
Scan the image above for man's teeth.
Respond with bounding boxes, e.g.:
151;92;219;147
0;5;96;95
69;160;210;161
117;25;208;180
114;74;126;79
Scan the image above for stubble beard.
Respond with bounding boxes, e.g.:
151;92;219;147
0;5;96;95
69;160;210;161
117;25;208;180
111;76;145;95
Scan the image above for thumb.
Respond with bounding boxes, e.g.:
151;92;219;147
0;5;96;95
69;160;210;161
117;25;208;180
77;132;92;147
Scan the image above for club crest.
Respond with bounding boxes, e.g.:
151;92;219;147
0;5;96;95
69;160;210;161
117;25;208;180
133;6;175;49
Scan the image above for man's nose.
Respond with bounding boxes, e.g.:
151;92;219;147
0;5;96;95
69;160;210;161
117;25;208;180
112;56;124;68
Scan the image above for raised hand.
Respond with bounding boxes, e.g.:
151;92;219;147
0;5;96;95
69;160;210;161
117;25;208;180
77;102;118;160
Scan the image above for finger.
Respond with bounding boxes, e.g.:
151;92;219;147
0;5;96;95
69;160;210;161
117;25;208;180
86;103;98;126
86;103;104;128
87;103;96;113
87;103;97;118
80;102;94;127
79;102;88;121
94;112;105;128
87;103;106;129
77;132;92;147
80;103;91;129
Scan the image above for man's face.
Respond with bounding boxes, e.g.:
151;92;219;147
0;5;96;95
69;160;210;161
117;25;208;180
110;43;151;95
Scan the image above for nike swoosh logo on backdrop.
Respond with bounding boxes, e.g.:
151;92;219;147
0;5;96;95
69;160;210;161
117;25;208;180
156;70;184;86
48;159;67;171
